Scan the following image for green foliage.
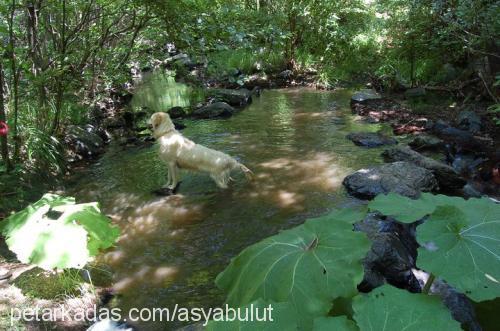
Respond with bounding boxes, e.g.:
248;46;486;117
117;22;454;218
368;192;440;223
22;125;65;174
352;285;461;331
214;193;500;329
131;72;192;112
313;316;358;331
487;104;500;125
1;193;120;270
418;202;500;301
207;49;285;78
216;209;369;328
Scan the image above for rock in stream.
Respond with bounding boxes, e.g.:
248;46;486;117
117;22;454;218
346;132;398;148
382;145;466;190
343;161;438;199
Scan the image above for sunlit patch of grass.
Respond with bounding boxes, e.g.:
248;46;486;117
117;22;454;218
132;71;192;112
207;49;286;77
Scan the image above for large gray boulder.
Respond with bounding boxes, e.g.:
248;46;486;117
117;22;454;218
191;102;235;119
382;145;466;190
343;161;438;199
346;132;398;148
209;88;252;107
351;89;381;104
65;125;105;161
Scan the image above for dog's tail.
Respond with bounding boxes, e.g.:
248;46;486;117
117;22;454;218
237;163;254;180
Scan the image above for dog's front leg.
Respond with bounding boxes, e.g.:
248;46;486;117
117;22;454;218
168;162;179;190
161;162;174;189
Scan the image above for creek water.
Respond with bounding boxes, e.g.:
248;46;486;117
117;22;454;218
67;88;392;330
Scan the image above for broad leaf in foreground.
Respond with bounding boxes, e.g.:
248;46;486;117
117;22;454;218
205;299;298;331
353;285;461;331
313;316;358;331
417;201;500;301
368;192;436;222
215;209;370;327
1;194;120;270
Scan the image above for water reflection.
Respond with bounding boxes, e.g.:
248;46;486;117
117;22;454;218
67;88;390;330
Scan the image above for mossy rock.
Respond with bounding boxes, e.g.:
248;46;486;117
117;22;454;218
14;267;84;300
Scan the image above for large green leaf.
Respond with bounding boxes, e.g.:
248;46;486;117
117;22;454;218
313;316;358;331
1;194;120;270
352;285;461;331
205;299;298;331
368;192;436;223
53;202;120;256
215;209;370;327
417;200;500;302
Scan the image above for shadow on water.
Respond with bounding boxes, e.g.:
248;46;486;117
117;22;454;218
66;88;390;330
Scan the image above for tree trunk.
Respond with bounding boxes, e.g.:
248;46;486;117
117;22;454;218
51;0;67;134
26;1;47;110
0;61;12;172
409;35;416;88
9;0;20;161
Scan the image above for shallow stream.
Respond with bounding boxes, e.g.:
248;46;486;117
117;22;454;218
68;88;394;329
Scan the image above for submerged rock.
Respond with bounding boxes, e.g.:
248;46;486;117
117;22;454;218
342;161;437;199
209;88;252;107
351;89;381;104
346;132;398;148
382;145;466;190
191;102;235;119
327;101;338;111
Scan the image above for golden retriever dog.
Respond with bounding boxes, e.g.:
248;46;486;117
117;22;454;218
150;112;252;190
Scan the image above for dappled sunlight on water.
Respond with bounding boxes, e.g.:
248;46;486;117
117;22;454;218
244;152;351;211
66;88;389;330
113;265;179;293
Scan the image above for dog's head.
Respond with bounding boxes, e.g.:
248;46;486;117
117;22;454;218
149;112;175;138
